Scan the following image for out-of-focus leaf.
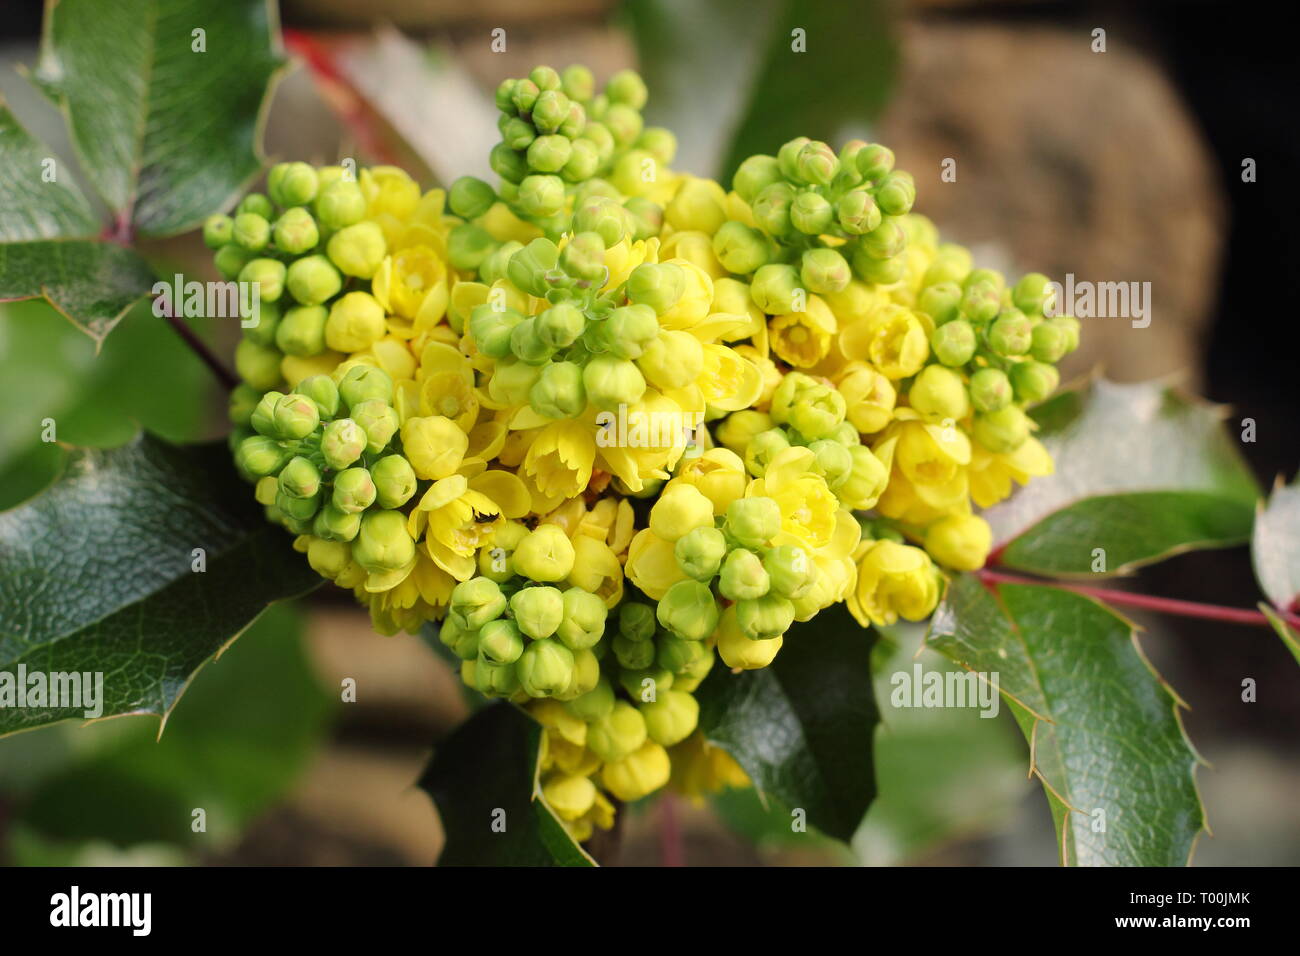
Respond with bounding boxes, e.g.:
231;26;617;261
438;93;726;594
0;239;156;344
419;701;593;866
14;603;333;847
1259;604;1300;666
695;603;878;843
987;380;1259;576
1252;474;1300;612
0;432;321;736
33;0;284;237
928;575;1206;866
0;103;98;240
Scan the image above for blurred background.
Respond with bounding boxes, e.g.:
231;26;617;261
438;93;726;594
1;0;1296;865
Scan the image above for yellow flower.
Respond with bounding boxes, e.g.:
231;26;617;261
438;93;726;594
716;605;782;669
746;446;840;550
840;304;929;379
672;447;747;515
407;474;508;580
664;175;728;234
372;245;449;321
360;165;422;245
924;513;993;571
625;527;687;600
400;415;468;479
969;435;1055;508
658;230;726;278
834;361;896;435
356;551;456;635
669;732;750;800
770;295;837;368
521;418;595;501
848;539;942;628
601;740;672;802
568;535;625;608
656;259;714;331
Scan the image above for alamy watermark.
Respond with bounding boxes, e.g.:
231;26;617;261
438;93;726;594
1044;272;1151;329
0;665;104;718
595;405;705;456
152;273;261;328
890;663;1000;718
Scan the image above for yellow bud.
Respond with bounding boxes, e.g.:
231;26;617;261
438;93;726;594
924;513;992;572
325;291;386;353
649;482;715;542
400;416;468;479
600;740;671;802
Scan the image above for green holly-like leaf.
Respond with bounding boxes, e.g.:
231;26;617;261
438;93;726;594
418;701;594;867
928;575;1206;866
32;0;285;237
0;239;156;344
0;432;321;736
987;380;1259;576
695;603;878;843
0;103;98;241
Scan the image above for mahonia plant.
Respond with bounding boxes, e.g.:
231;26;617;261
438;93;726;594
219;64;1080;844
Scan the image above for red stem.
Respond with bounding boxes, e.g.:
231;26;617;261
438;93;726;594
658;794;685;867
978;568;1300;630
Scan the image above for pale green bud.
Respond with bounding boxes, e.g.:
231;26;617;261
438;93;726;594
268;161;319;207
275;304;327;356
752;182;795;237
371;454;417;509
626;262;685;315
350;399;400;454
529;361;587;419
273;393;320;439
478;619;524;665
790;190;833;235
556;586;608;651
517;638;575;698
235;434;291;478
285;254;342;306
674;526;727;581
1010;360;1060;404
320;418;367;470
713;221;770;275
973;404;1031;453
856;143;895;183
808;438;852;489
749;263;801;315
507;237;561;297
732;154;782;203
640;690;699;747
587;700;647;762
489;143;528;185
279;455;322;499
447;223;496;272
656;580;719;641
800;247;851;295
314;504;361;542
736;594;795;641
794;141;838;186
233;212;270;252
239;257;287;303
339;365;394;409
517;174;566;218
969;367;1013;413
203;214;234;249
331;467;377;513
294;374;340;418
601;304;659;359
743;428;791;477
513;525;576;582
719;548;770;601
314;180;367;230
726;496;782;549
583;354;646;411
453;577;508;630
352;510;416;572
764;544;817;600
272;207;320;255
837;188;883;235
565;676;616;723
214;243;253;280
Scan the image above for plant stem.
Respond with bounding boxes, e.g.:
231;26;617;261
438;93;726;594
160;308;239;391
978;568;1300;629
659;793;685;867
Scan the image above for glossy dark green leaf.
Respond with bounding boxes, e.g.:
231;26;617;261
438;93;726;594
988;380;1259;576
419;701;593;866
0;239;156;344
0;103;98;241
0;432;321;736
928;575;1206;866
33;0;284;237
695;603;878;842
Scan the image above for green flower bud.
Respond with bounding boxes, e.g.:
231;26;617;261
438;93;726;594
274;304;327;356
836;140;869;182
559;139;600;183
507;237;561;297
656;579;719;641
969;367;1013;413
367;454;414;509
788;385;847;440
555;235;603;287
517;174;566;219
605;67;647;108
565;675;616;723
614;633;656;670
776;137;812;179
351;399;399;454
583;354;646;410
510;318;554;365
836;188;883;236
612;604;654;647
203;214;234;249
910;365;971;420
988;309;1033;356
534;90;574;135
530;64;561;91
800;247;851;295
513;525;576;582
790;190;834;235
273;392;321;439
959;280;1001;324
859;218;906;260
853;251;905;285
856;143;895;183
478;619;524;665
603;103;643;147
228;383;260;427
480;241;524;286
713;221;770;276
446;176;495;220
238;192;274;219
353;510;415;572
617;666;674;700
732;154;782;203
726;496;782;549
501;115;536;152
529;360;587;419
233;212;271;251
314;504;361;542
279;455;322;499
918;283;962;327
602;304;659;359
560;64;595;101
626;263;685;315
640;690;699;747
1030;320;1069;363
657;633;708;675
515;638;573;698
1050;315;1081;353
930;318;977;367
923;249;972;288
511;77;541;114
764;544;817;600
276;490;320;523
1013;272;1056;316
526;134;571;174
326;221;386;280
719;548;770;601
973;404;1030;453
553;586;607;651
215;243;254;280
330;467;375;513
794;141;838;186
840;444;889;508
489;143;528;185
314;180;367;230
468;304;523;359
268;161;319;207
808;438;853;488
637;126;676;165
743;428;791;477
587;700;647;762
339;365;394;409
736;594;795;640
875;171;916;216
572;197;629;247
1010;360;1060;404
475;659;521;697
751;182;795;237
320;418;367;470
440;613;480;661
441;222;490;272
963;267;1005;294
250;389;286;437
294;374;340;418
486;358;542;406
306;537;350;579
749;263;800;315
674;526;727;581
239;257;287;303
235;434;291;478
241;298;281;347
449;577;506;632
285;254;342;306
